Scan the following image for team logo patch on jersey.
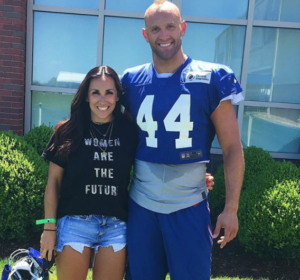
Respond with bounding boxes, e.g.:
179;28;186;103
179;149;203;161
185;71;211;84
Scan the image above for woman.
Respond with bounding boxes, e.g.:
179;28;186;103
39;66;138;280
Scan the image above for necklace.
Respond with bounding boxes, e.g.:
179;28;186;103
90;121;114;157
90;121;113;137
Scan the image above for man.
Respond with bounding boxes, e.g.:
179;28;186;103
121;1;245;279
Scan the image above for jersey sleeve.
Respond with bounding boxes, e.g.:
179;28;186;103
210;66;243;113
41;134;66;168
214;67;243;104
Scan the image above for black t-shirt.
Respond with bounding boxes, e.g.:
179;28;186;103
42;118;138;222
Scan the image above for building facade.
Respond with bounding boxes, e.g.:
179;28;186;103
0;0;300;166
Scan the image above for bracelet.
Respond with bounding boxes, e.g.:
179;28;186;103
43;229;56;232
36;218;57;225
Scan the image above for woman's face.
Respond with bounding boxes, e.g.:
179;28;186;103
86;75;119;123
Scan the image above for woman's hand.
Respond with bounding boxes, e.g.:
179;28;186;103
40;229;56;261
205;173;214;190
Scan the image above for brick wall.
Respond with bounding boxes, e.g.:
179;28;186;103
0;0;27;135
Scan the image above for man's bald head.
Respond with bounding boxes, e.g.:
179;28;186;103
144;0;182;24
142;0;187;71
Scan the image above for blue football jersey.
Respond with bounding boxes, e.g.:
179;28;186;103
121;57;243;164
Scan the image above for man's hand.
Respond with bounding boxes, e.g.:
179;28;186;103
212;210;238;248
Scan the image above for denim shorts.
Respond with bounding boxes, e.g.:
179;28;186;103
55;215;127;254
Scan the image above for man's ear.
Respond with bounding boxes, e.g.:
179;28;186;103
142;28;149;43
181;21;187;37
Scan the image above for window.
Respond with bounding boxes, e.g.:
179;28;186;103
103;17;152;74
242;106;300;153
254;0;300;23
105;0;153;12
31;91;73;128
184;23;245;80
33;12;97;87
181;0;249;19
246;27;300;104
34;0;99;9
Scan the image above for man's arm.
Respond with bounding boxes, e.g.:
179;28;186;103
210;100;245;248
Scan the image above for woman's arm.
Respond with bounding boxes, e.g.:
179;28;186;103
40;162;64;261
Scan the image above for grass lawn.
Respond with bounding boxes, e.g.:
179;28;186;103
0;258;269;280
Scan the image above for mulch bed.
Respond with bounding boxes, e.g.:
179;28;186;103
211;238;300;280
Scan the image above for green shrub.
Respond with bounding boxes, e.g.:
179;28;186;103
238;176;300;259
242;146;276;189
23;124;53;156
209;146;275;223
0;131;48;240
208;164;225;224
209;146;300;259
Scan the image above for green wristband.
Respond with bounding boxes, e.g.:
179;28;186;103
36;218;57;225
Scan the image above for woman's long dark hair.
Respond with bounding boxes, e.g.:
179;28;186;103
52;66;124;160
